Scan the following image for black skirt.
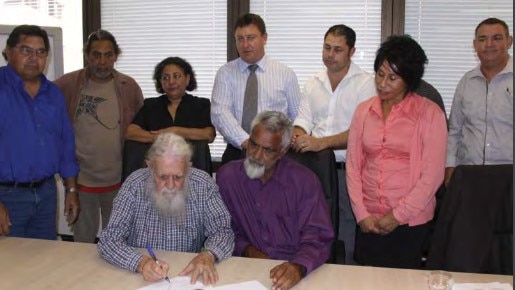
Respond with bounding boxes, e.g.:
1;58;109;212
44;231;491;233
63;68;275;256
354;222;431;269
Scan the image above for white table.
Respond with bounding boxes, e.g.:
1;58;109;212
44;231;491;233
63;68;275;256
0;237;511;290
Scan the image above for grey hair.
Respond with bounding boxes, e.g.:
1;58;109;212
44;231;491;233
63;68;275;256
250;111;293;149
145;133;192;166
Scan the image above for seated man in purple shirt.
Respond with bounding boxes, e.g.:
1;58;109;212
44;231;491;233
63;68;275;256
217;111;334;290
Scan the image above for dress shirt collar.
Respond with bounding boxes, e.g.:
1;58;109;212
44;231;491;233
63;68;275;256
315;61;366;83
369;92;420;119
237;156;290;188
82;66;129;85
237;55;267;73
159;93;193;104
263;157;291;188
5;63;50;94
469;55;513;79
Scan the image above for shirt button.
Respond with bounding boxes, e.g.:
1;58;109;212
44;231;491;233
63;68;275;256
263;236;268;240
486;143;490;147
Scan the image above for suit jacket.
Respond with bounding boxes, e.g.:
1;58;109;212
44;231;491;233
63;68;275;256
427;164;513;274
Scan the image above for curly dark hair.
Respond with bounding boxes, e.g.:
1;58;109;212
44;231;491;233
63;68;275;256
374;35;428;93
153;57;197;94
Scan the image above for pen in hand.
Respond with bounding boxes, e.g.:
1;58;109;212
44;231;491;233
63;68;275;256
146;245;171;283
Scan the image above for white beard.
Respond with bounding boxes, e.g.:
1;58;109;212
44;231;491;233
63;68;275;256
244;157;265;179
146;178;189;217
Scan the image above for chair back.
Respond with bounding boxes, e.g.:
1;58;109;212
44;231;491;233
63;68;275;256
122;139;213;181
427;164;513;274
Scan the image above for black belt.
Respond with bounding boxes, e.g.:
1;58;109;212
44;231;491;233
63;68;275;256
0;177;51;188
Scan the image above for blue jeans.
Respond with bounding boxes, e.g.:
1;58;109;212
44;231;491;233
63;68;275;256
0;178;57;240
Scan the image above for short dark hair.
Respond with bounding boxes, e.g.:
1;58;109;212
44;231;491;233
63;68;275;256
234;13;266;35
84;29;121;55
475;17;510;37
324;24;356;48
153;57;198;94
374;35;428;93
2;24;50;61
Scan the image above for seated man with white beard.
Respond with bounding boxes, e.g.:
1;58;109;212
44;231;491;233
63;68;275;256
217;111;334;290
98;133;234;284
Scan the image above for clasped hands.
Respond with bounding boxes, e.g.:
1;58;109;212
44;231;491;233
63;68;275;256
138;250;218;285
358;212;400;235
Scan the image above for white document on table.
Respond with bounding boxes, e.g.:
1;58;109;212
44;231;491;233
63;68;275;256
214;280;267;290
137;276;212;290
453;282;513;290
136;277;266;290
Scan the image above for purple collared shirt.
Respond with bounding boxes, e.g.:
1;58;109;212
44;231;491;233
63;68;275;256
217;157;334;274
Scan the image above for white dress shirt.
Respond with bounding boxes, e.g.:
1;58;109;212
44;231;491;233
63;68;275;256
446;56;513;167
211;56;301;148
294;62;376;161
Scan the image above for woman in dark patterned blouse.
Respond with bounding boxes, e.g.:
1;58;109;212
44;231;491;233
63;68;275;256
126;57;215;143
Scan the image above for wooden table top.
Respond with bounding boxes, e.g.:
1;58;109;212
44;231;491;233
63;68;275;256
0;237;511;290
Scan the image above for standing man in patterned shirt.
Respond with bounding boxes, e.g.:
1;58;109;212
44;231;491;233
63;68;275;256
211;13;302;164
98;133;234;284
55;29;144;243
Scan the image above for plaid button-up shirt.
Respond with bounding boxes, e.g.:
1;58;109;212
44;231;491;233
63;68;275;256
98;167;234;272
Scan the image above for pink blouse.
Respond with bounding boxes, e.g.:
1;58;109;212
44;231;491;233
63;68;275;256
346;93;447;226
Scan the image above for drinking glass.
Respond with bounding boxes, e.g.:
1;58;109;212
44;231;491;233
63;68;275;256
427;270;453;290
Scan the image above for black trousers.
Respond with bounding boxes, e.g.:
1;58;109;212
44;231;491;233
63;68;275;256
355;222;431;269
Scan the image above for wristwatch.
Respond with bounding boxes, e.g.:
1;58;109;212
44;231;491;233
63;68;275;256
66;186;77;194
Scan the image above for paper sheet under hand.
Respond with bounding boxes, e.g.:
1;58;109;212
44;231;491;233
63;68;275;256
214;280;267;290
136;278;267;290
453;282;513;290
137;276;213;290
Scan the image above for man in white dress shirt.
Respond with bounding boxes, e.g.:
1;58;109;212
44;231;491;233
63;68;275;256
291;24;376;264
211;13;301;164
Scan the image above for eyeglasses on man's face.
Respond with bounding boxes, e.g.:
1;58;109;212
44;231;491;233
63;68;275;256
14;45;48;58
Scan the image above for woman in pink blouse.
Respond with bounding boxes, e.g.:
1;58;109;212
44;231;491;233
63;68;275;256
346;35;447;268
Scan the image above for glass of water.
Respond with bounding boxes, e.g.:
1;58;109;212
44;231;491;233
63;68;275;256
427;270;453;290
